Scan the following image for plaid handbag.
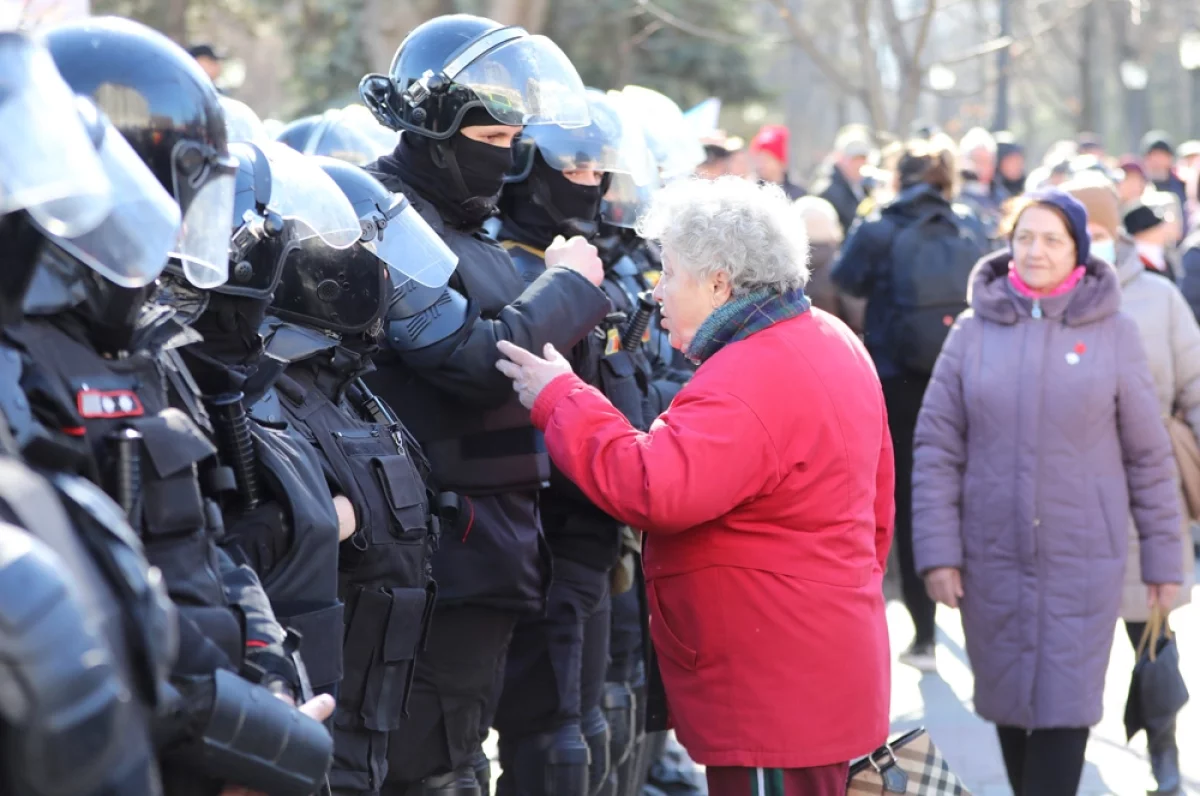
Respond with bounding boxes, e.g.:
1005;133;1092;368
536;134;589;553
847;727;971;795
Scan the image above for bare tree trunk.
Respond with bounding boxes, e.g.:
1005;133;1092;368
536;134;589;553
1078;1;1097;133
487;0;550;30
161;0;189;43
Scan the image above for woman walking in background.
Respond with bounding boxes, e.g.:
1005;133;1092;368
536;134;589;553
1065;172;1198;794
832;134;987;672
913;188;1183;796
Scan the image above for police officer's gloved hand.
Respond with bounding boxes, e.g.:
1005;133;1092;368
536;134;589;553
223;501;289;576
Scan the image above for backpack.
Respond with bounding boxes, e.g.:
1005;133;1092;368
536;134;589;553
886;207;985;374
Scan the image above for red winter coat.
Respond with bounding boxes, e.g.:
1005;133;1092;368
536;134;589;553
530;308;894;769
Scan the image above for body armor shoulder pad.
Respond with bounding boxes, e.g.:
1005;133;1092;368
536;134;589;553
385;286;469;353
387;278;451;321
0;522;147;796
260;319;339;364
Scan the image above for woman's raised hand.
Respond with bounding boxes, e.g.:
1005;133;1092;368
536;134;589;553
496;340;573;410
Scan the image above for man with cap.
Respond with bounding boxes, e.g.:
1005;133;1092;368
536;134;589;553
814;124;872;236
1142;131;1188;227
749;124;806;200
994;131;1026;197
1125;201;1174;278
187;43;223;84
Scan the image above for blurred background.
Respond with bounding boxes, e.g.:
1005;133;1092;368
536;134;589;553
10;0;1200;225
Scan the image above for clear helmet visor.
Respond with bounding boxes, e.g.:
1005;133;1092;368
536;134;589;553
35;119;181;288
220;96;270;145
173;167;236;289
514;90;655;181
602;168;661;230
617;86;705;181
303;112;389;166
0;33;112;237
454;34;590;128
258;141;363;248
371;198;458;288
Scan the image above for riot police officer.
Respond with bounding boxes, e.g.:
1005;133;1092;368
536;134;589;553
257;159;452;796
357;15;610;795
491;90;659;796
30;17;334;795
0;32;173;796
173;139;365;701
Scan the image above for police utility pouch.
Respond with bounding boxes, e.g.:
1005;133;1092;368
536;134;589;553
196;668;333;796
373;455;428;536
847;727;970;795
339;586;431;731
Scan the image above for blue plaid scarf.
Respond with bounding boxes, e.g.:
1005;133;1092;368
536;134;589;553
684;286;811;364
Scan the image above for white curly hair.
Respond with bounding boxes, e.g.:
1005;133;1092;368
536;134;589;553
637;176;810;297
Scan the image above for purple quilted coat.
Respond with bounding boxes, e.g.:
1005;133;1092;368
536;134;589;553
912;251;1184;729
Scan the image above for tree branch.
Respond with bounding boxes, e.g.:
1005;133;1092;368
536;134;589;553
765;0;866;98
936;0;1096;65
634;0;784;46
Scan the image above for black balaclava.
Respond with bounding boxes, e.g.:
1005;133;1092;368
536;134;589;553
391;108;515;230
0;213;43;328
185;293;271;397
500;152;606;250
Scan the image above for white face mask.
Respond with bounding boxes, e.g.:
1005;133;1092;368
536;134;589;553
1091;239;1116;264
1136;241;1166;269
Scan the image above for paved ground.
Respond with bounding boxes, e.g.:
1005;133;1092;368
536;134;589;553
886;590;1200;795
486;585;1200;795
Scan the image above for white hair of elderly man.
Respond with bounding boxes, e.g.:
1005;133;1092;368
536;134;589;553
637;176;810;297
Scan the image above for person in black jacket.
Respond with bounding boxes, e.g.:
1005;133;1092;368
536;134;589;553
0;33;172;795
813;125;873;237
358;15;608;796
36;18;336;795
492;89;655;796
831;135;986;676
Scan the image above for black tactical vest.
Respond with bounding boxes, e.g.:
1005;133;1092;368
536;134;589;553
7;318;244;670
272;350;436;733
242;393;345;694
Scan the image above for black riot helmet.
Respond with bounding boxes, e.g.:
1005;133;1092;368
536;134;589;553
504;89;654;238
0;32;112;326
270;238;387;338
313;157;458;296
359;14;590;140
276;108;394;166
43;16;239;290
221;141;363;299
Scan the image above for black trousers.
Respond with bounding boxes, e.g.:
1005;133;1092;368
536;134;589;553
881;374;937;647
494;557;612;736
995;726;1089;796
379;604;520;793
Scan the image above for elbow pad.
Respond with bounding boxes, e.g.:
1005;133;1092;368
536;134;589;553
385;282;470;353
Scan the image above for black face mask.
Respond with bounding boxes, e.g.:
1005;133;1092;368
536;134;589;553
0;213;42;328
191;293;269;368
391;132;514;230
500;155;605;250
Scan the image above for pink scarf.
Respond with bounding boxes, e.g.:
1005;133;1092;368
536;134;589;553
1008;265;1086;299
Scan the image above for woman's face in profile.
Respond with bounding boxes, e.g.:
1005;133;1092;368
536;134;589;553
1011;205;1078;291
652;250;725;351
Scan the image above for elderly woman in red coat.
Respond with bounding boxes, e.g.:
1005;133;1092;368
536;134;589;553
496;176;893;796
